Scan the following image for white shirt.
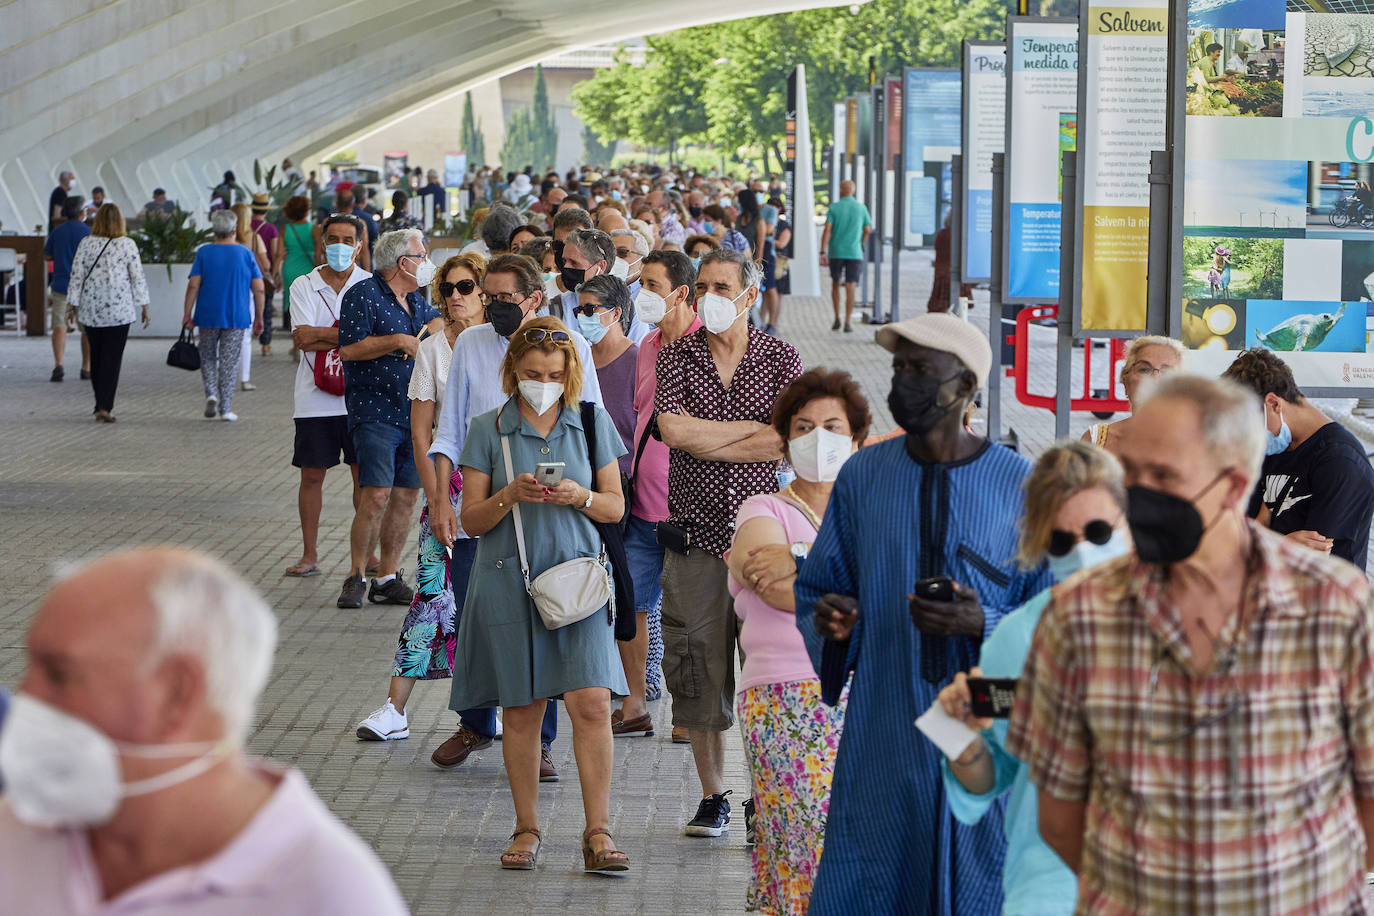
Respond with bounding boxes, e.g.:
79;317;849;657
289;265;369;419
66;236;149;328
407;331;453;413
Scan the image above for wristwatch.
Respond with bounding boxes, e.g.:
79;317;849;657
581;488;594;510
789;541;810;559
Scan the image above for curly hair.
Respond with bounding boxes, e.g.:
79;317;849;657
770;368;872;449
1222;347;1303;404
431;253;487;323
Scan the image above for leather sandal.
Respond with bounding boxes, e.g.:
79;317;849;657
582;827;629;873
500;827;541;870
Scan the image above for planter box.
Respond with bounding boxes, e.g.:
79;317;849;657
132;263;193;338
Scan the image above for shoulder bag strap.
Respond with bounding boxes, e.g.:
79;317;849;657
773;493;821;535
83;238;114;286
500;428;534;593
629;412;655;479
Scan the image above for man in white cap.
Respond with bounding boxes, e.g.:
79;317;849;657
793;313;1051;914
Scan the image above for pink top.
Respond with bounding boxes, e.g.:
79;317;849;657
727;493;822;692
0;763;408;916
631;317;703;522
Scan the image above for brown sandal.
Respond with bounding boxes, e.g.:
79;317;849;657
582;827;629;872
500;827;541;870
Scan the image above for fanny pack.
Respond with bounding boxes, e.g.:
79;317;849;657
501;428;611;630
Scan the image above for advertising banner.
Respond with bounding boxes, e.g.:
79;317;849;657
962;42;1007;282
1174;0;1374;389
443;152;466;188
383;152;409;189
1075;0;1168;331
833;101;846;189
1004;18;1080;303
903;68;962;247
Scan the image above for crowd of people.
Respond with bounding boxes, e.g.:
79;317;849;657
13;159;1374;916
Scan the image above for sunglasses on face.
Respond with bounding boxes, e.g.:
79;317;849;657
439;279;477;298
572;304;611;318
1048;520;1116;557
523;328;572;345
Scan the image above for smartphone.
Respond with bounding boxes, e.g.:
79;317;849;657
967;677;1019;718
913;575;956;602
534;462;565;487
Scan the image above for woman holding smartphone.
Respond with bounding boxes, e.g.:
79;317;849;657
934;441;1131;916
451;316;630;873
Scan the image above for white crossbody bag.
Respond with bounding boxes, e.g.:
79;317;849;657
501;431;612;629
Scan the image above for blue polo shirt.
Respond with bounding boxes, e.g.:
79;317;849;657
339;273;439;431
44;220;91;294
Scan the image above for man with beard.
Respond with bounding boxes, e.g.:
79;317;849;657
796;313;1050;915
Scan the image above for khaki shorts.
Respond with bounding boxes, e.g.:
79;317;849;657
47;290;70;330
659;549;737;732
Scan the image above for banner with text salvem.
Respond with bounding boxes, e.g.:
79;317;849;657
903;68;961;248
1004;18;1079;303
1076;0;1168;331
1174;0;1374;389
962;43;1006;282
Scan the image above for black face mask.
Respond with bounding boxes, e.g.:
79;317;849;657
551;239;566;270
688;205;703;219
486;300;526;339
560;265;586;292
888;370;963;435
1126;472;1229;565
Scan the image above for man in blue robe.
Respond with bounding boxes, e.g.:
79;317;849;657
796;314;1051;915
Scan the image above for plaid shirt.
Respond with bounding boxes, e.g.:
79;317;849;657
1006;523;1374;915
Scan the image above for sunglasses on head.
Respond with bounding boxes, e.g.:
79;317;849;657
439;279;477;298
1048;520;1116;558
523;328;572;345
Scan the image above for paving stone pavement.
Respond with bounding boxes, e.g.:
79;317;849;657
4;249;1369;914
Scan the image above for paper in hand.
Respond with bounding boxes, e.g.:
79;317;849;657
915;698;981;761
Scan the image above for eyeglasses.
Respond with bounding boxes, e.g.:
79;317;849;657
1128;363;1170;379
439;279;477;298
480;292;528;307
523;328;572;345
572;304;610;318
1047;519;1117;557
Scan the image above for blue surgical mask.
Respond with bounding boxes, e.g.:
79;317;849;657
1047;528;1130;583
690;256;701;270
1266;418;1292;456
325;243;355;272
703;221;715;234
611;190;622;200
577;311;610;344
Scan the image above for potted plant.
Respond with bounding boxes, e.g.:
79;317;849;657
130;209;211;337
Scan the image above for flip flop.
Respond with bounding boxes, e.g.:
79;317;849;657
284;564;321;578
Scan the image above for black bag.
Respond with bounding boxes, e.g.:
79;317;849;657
619;416;656;535
580;402;637;642
167;328;201;371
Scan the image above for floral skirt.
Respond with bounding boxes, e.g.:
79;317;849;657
738;679;846;916
391;469;462;680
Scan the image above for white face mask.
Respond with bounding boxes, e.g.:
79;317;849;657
518;379;564;415
788;427;854;483
0;694;231;828
611;257;630;281
635;287;673;325
699;288;751;335
404;256;436;287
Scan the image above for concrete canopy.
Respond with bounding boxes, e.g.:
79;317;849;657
2;0;855;230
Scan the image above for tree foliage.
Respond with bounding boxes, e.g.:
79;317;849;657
582;124;617;165
573;0;1009;161
501;65;559;170
460;91;486;168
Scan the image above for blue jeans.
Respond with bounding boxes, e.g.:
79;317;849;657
448;537;557;744
623;514;665;696
350;421;421;490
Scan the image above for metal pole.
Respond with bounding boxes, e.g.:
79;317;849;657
1145;149;1172;337
873;84;886;323
949;154;963;314
988;152;1005;441
1055;150;1077;440
890;140;904;323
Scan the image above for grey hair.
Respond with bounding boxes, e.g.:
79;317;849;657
374;228;424;271
699;247;763;291
566;228;615;269
577;274;634;333
610;229;648;256
210;209;238;238
1145;374;1266;487
480;203;524;253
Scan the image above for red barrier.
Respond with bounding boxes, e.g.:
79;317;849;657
1010;304;1131;415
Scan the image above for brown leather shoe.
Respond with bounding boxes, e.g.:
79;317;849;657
430;727;492;769
539;744;559;782
671;726;691;744
611;709;654;737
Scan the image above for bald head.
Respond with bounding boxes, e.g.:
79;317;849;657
598;210;629;234
839;180;856;197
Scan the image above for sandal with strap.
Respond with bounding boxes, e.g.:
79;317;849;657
582;827;630;873
500;827;541;870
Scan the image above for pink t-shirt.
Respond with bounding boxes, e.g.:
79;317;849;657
631;317;703;522
727;493;822;693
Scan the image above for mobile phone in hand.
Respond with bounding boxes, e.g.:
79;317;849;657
913;575;956;602
534;462;565;487
967;677;1018;718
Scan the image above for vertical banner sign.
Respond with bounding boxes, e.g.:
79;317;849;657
833;102;847;194
1173;0;1374;389
1075;0;1168;331
962;42;1007;282
903;69;963;248
784;71;798;227
383;152;409;189
1004;18;1079;303
885;76;903;240
845;96;859;183
443;152;466;188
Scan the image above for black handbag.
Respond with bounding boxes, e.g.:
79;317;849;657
579;401;637;642
167;328;201;371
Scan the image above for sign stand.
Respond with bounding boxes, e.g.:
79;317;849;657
1056;150;1077;440
950;154;964;314
1146;148;1172;337
872;82;886;323
988;152;1007;441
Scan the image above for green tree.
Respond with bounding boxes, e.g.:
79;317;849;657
582;123;617;166
460;91;486;168
500;107;536;171
531;64;558;170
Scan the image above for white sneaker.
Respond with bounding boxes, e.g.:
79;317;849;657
356;699;409;740
494;712;504;740
204;395;217;418
220;411;238;422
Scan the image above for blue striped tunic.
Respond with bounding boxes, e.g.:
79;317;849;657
795;437;1050;915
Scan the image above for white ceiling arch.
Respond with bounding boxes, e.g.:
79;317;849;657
1;0;856;229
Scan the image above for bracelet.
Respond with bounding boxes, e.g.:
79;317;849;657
951;741;988;768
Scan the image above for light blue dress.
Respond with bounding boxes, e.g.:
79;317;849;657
449;396;630;709
939;589;1076;916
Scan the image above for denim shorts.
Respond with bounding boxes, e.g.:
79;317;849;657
623;514;665;614
350;421;420;489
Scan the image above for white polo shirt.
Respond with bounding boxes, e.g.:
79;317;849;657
289;265;370;419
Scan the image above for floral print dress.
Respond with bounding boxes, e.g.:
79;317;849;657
391;467;462;679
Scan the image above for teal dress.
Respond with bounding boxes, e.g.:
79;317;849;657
450;396;630;709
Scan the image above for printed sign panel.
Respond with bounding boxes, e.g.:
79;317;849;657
962;43;1006;282
904;68;962;246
